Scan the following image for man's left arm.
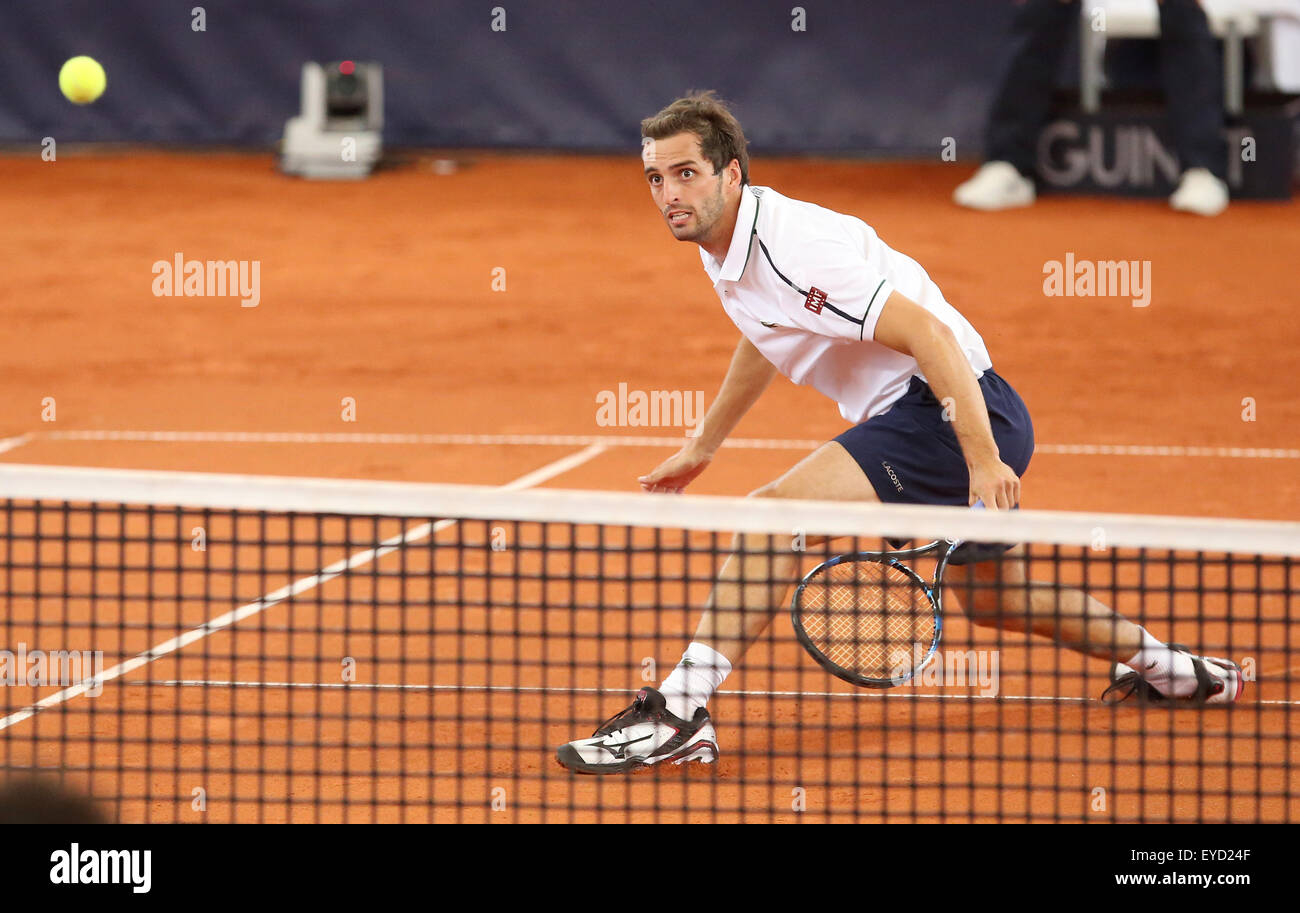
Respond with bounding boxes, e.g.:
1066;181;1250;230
872;290;1021;509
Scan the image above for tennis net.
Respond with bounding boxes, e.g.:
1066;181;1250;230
0;462;1296;823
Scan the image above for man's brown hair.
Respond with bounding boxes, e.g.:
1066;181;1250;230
641;90;749;185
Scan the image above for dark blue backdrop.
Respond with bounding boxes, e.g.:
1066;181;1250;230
1;0;1045;154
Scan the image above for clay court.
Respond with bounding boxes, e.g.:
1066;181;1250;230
1;151;1297;822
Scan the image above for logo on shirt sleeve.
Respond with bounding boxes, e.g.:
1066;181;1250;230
803;287;827;315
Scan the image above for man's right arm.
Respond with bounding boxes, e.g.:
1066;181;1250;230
691;335;778;456
638;336;777;492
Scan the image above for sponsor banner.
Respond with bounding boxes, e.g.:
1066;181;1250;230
1036;105;1296;200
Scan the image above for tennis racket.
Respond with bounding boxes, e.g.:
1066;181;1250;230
791;538;961;688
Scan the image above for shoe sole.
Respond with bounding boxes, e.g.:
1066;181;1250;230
556;738;719;775
953;187;1035;211
1170;201;1228;217
1204;656;1243;704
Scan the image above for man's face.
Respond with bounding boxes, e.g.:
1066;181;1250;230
642;132;730;244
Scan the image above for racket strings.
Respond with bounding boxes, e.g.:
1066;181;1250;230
801;560;936;681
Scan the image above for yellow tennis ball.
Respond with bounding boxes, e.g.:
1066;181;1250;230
59;56;107;105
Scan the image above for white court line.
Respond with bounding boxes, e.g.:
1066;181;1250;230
43;429;812;450
139;678;1300;707
1036;443;1300;459
0;433;33;455
142;679;1091;702
29;429;1300;459
0;442;607;733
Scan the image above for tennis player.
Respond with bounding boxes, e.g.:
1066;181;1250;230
556;92;1242;774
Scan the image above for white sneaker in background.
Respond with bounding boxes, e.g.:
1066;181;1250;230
952;161;1036;211
1169;168;1229;216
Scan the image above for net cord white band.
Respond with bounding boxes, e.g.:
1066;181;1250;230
0;462;1297;556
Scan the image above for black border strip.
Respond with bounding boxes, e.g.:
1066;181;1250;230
735;186;762;278
859;278;888;340
756;238;867;331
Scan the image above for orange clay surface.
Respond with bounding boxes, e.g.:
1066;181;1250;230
0;151;1297;822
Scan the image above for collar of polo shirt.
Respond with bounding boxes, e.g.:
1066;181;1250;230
701;184;762;282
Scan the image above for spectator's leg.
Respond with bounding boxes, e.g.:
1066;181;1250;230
985;0;1081;177
1157;0;1226;178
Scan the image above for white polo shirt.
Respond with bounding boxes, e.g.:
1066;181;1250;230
700;185;992;423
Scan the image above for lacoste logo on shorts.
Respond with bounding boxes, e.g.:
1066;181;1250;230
804;287;827;315
882;461;904;492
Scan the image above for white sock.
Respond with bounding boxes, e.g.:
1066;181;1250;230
1126;629;1198;697
658;642;732;721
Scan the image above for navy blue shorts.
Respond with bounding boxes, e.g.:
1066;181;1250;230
834;369;1034;561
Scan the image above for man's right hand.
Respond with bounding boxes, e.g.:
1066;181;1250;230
638;444;713;493
637;335;775;493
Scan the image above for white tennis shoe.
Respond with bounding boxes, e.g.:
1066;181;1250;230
953;161;1036;211
1169;168;1229;217
1102;647;1243;706
556;687;719;774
